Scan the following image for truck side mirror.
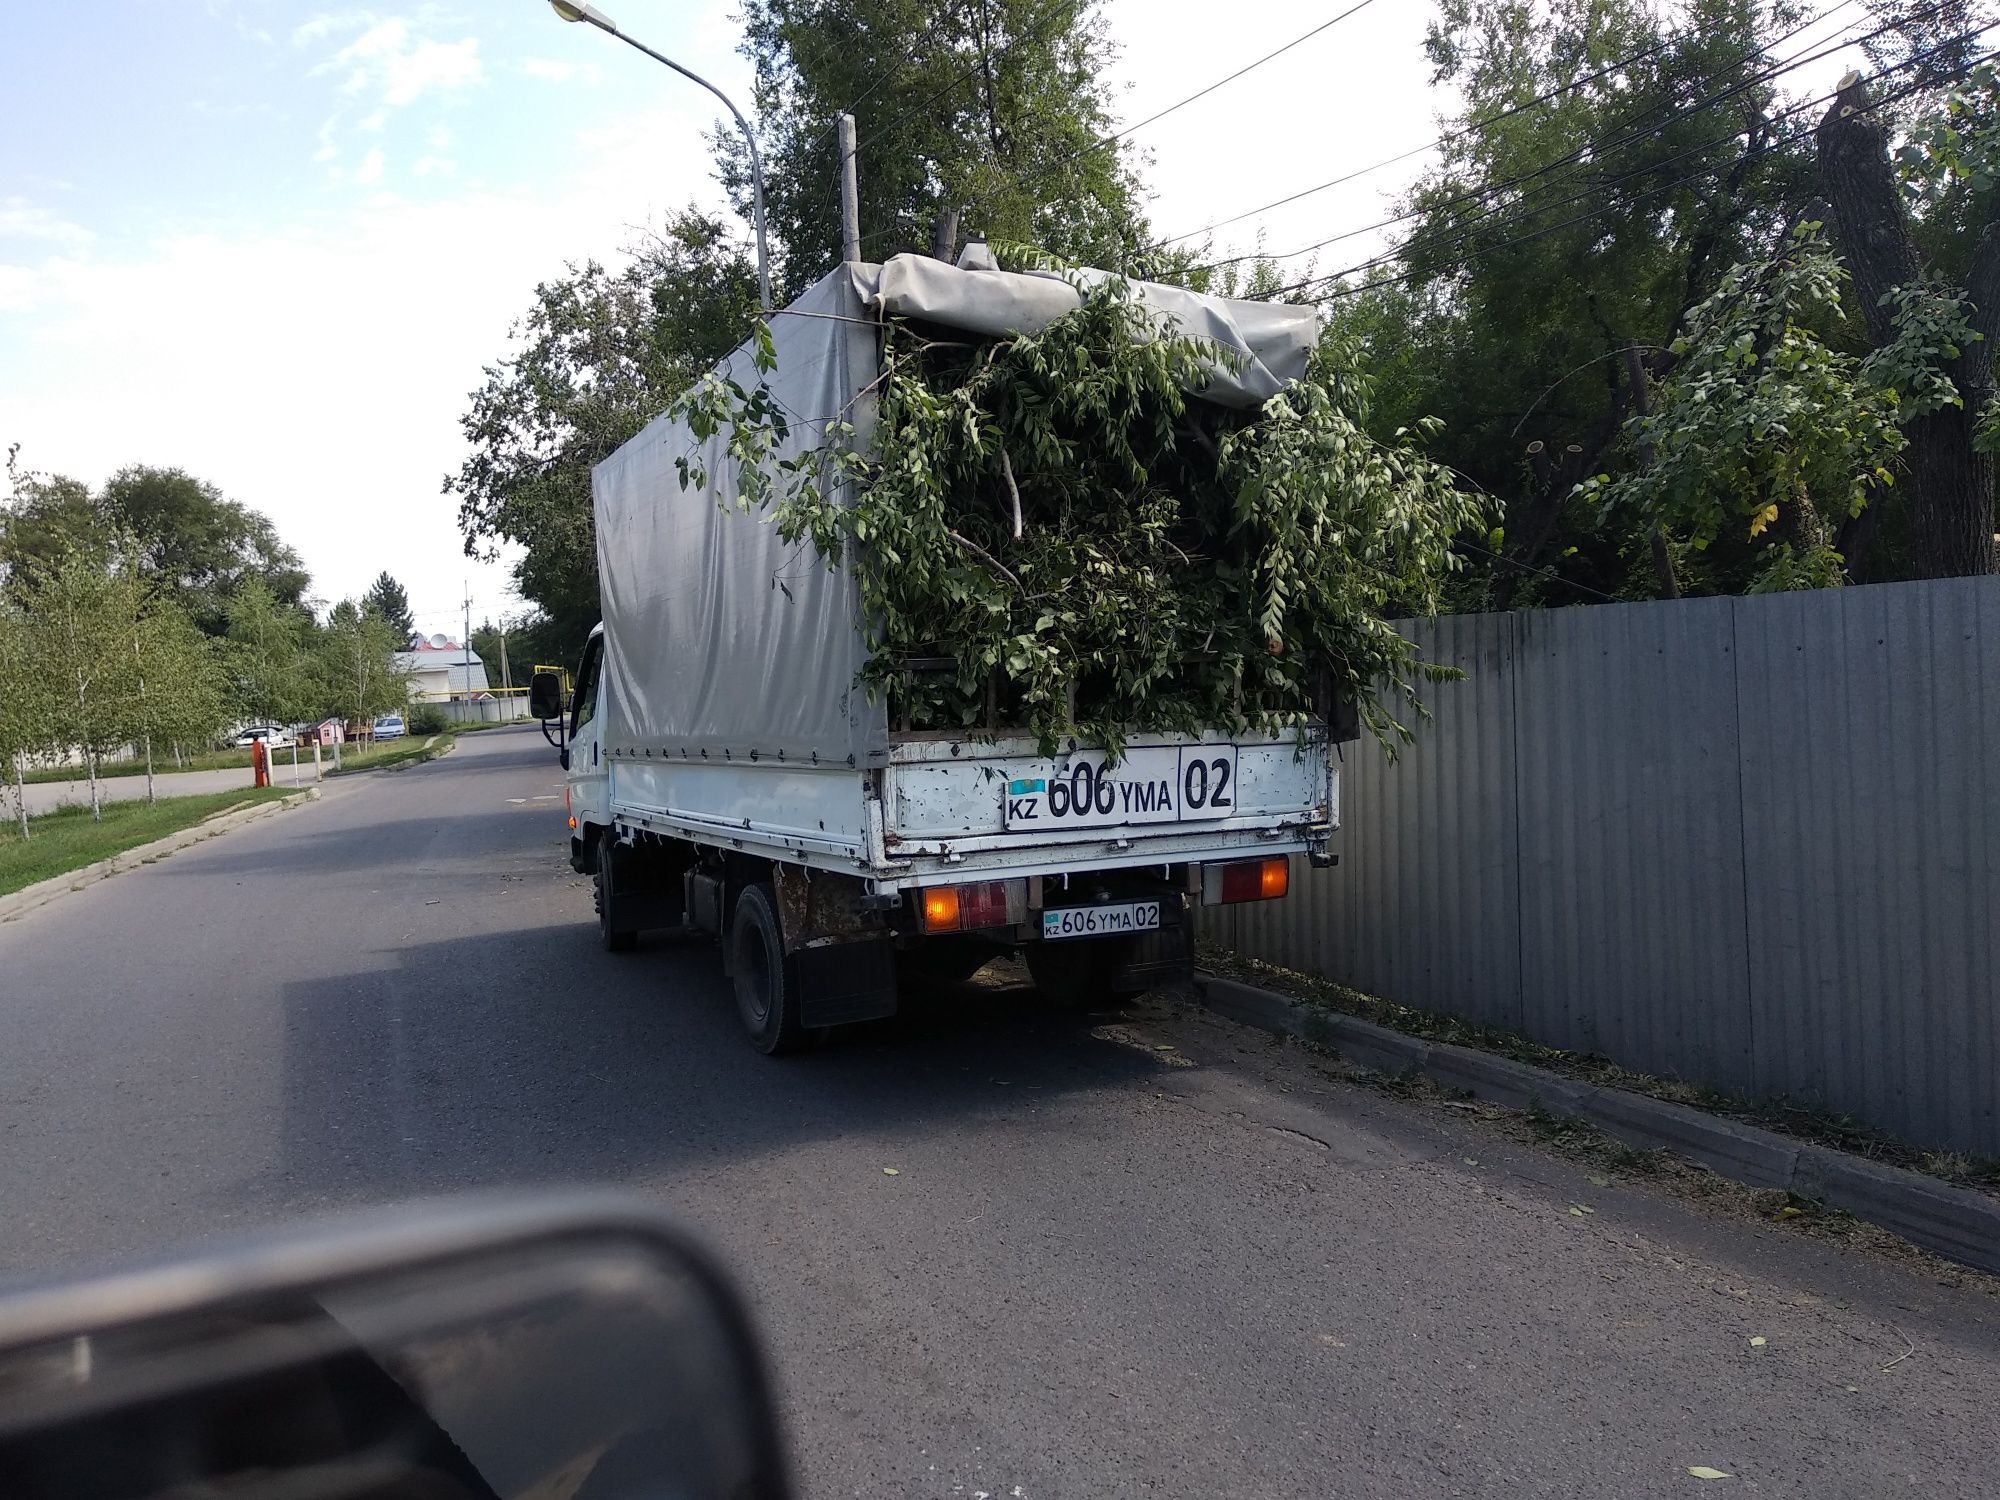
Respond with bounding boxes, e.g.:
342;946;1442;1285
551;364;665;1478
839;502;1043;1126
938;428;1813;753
528;671;565;721
0;1194;796;1500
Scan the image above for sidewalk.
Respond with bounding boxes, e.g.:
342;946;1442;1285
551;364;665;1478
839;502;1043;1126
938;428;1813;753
19;759;321;817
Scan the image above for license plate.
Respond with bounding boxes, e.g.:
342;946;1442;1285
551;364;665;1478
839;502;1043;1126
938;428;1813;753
1041;901;1161;940
1003;746;1239;832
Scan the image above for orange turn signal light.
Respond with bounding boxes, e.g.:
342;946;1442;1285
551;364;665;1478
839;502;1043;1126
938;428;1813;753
568;815;578;830
1205;856;1290;905
1259;855;1289;900
922;886;961;932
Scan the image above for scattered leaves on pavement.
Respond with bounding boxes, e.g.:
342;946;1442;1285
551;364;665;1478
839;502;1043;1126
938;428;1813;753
1686;1466;1733;1480
882;1167;900;1176
1749;1336;1767;1347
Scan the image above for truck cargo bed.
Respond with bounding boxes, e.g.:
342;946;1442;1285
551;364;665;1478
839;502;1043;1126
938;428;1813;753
607;725;1332;893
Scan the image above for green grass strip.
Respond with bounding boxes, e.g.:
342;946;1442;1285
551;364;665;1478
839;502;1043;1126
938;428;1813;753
0;787;299;897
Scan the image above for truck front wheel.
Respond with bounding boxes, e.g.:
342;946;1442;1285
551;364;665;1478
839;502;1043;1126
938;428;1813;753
595;829;638;953
731;884;809;1055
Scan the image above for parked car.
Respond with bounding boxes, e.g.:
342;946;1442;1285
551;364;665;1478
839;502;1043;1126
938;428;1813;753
232;725;296;750
372;713;406;741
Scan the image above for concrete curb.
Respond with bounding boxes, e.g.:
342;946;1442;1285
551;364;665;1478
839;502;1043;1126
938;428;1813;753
0;789;318;925
1195;973;2000;1277
324;733;455;778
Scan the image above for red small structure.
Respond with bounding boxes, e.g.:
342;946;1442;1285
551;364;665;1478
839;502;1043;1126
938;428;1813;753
251;739;270;788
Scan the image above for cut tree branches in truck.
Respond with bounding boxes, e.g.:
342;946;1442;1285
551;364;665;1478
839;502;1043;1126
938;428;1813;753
533;253;1482;1052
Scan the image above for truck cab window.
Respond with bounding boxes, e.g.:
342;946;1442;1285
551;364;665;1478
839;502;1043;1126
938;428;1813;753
571;639;603;738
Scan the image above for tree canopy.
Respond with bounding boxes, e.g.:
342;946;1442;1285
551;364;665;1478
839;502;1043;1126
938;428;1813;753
3;454;309;630
723;0;1146;288
362;572;415;641
447;212;760;646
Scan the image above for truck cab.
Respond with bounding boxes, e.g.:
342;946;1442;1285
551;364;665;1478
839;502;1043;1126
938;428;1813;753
562;624;610;872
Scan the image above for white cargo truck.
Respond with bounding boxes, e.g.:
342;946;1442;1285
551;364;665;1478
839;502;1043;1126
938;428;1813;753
530;254;1348;1052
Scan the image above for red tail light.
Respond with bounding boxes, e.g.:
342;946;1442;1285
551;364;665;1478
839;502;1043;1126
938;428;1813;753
919;881;1014;933
1205;856;1290;905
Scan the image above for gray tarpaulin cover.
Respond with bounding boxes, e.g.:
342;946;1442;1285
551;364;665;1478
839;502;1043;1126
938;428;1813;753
872;254;1318;408
595;264;887;766
593;255;1314;763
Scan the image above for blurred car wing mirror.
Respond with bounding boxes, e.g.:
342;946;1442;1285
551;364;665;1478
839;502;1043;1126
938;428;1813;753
528;673;565;721
0;1193;794;1500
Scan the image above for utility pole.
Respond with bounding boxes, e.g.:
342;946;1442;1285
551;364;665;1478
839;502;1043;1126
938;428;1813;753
499;623;513;719
931;207;959;263
838;112;861;264
462;581;473;708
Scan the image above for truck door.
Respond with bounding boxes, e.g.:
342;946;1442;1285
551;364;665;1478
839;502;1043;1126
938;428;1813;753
568;632;611;836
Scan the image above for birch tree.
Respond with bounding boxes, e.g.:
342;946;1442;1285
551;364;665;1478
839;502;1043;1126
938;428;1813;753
14;552;141;822
0;602;49;837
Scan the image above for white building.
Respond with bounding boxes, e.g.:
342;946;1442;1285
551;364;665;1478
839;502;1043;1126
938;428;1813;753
396;634;491;702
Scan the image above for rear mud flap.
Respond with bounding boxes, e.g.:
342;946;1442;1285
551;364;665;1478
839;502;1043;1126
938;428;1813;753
796;939;898;1029
1108;919;1193;992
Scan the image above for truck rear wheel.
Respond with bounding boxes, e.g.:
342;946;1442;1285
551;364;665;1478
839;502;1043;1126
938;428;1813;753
731;884;809;1055
595;829;637;952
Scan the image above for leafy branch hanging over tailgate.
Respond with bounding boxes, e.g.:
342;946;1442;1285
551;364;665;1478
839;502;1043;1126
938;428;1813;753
677;276;1486;756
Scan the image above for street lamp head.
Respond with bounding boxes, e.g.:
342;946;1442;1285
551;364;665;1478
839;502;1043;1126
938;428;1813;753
548;1;615;27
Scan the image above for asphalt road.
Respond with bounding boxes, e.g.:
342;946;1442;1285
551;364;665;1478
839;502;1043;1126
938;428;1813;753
1;724;1995;1498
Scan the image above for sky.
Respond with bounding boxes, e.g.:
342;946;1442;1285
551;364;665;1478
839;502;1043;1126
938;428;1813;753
0;1;1869;641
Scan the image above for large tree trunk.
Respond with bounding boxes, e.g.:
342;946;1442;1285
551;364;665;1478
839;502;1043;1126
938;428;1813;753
1623;345;1682;600
1818;77;1999;578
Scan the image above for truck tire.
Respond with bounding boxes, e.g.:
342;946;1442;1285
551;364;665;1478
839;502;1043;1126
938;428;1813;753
595;828;638;952
1025;936;1139;1010
731;884;809;1055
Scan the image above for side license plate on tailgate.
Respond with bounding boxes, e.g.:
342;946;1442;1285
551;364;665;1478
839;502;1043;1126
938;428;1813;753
1003;747;1238;833
1042;901;1161;940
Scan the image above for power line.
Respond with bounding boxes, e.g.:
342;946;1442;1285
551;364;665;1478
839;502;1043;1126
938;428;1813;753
1456;537;1619;601
1153;0;1860;250
1051;0;1382;169
1207;0;1949;284
848;0;1384;256
1197;0;1899;276
1287;26;1998;306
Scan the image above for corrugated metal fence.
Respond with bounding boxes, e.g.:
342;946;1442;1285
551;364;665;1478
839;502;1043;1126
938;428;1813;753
1209;577;1999;1155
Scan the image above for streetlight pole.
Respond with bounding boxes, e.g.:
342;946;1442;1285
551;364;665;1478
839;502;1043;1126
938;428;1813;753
549;2;772;311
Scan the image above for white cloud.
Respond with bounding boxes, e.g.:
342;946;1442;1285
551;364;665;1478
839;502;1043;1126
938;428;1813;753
292;11;372;47
326;19;483;108
298;12;483;177
519;58;601;85
411;155;455;178
352;148;386;185
0;92;732;617
0;199;93;251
